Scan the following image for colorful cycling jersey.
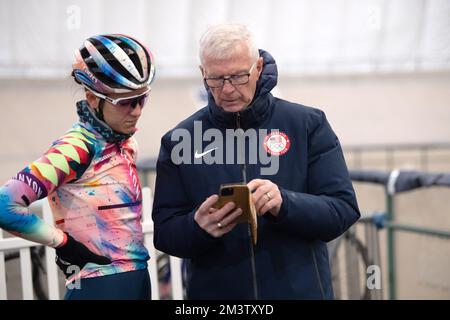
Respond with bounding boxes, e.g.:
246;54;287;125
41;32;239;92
0;119;149;282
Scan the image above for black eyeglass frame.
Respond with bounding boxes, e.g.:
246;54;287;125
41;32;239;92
204;61;257;89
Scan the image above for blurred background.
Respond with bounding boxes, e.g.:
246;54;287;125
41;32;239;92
0;0;449;300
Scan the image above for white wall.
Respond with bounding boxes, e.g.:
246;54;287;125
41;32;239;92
1;0;449;78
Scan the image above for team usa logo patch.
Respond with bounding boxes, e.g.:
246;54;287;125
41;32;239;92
264;131;291;156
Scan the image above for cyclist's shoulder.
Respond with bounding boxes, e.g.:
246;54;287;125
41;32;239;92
63;122;98;141
51;123;99;152
42;123;99;168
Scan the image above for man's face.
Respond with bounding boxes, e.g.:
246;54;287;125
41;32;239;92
87;86;149;135
201;43;263;113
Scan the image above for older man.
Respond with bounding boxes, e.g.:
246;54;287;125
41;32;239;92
152;23;360;299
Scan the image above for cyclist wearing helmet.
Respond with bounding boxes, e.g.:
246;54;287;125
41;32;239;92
0;34;155;299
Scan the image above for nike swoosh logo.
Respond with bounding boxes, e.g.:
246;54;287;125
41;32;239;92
194;148;218;158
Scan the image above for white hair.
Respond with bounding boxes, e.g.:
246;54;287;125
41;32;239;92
199;23;259;65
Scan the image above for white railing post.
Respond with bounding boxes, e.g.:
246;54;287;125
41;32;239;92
169;256;184;300
42;199;60;300
0;229;7;299
142;187;160;300
19;248;33;300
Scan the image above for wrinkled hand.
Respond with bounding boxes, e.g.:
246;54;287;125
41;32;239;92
55;233;111;279
247;179;283;217
194;195;242;238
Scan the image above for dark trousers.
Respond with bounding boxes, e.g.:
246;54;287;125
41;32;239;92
64;269;151;300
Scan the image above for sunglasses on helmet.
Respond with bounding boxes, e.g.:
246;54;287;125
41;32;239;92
88;87;151;109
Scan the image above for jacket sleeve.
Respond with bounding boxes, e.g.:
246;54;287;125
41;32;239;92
152;133;219;258
265;110;360;242
0;129;95;247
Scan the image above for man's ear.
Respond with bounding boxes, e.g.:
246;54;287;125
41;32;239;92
256;57;264;77
199;65;205;78
85;91;99;110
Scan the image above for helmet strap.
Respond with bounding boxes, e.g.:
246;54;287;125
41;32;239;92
95;99;105;122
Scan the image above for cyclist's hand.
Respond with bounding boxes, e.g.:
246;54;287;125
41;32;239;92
55;233;111;279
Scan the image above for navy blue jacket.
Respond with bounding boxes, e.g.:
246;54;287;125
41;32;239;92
152;50;360;299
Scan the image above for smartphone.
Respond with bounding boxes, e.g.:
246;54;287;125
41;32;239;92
213;183;257;244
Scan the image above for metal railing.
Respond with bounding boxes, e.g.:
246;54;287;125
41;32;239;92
344;142;450;171
348;169;450;300
0;187;184;300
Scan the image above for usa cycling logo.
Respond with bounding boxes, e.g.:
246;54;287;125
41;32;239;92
264;131;291;156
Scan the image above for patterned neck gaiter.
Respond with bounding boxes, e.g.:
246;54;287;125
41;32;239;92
76;100;133;143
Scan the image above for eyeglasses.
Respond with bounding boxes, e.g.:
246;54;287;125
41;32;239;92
204;62;257;88
88;87;151;109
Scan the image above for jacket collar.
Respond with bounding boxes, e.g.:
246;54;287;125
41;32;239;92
207;49;278;130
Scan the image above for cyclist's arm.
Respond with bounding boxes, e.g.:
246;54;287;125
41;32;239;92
0;129;95;247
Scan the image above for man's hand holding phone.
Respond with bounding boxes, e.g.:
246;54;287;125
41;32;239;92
194;194;243;238
247;179;283;217
199;184;258;244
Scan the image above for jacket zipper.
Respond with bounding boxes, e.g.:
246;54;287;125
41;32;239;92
236;112;247;183
311;247;326;299
236;112;258;300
